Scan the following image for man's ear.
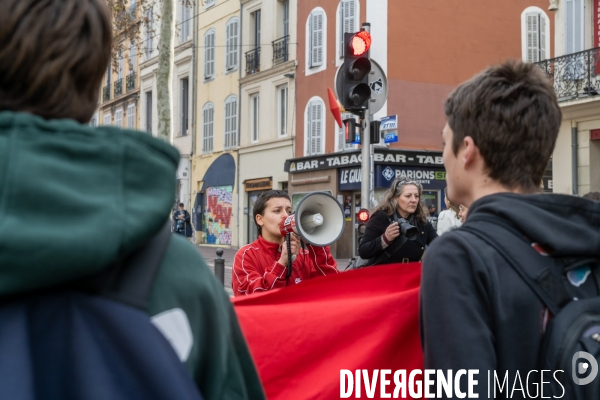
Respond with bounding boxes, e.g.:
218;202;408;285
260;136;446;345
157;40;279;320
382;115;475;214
462;136;480;168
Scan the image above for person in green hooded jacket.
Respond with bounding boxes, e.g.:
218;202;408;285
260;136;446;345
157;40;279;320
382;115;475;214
0;0;265;399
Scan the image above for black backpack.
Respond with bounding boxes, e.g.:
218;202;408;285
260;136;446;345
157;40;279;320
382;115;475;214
0;223;204;400
464;217;600;399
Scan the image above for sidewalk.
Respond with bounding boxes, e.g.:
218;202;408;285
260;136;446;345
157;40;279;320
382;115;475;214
195;244;350;297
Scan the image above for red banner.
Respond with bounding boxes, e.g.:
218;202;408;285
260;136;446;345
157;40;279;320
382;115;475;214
233;263;423;400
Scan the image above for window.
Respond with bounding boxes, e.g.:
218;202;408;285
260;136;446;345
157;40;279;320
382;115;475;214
130;42;137;72
339;0;357;58
205;0;215;8
127;104;135;129
521;8;549;63
224;95;238;149
105;64;111;86
180;77;189;136
144;7;153;60
180;2;191;43
565;0;584;55
145;91;152;133
117;51;124;81
90;112;99;127
203;103;214;153
309;10;324;67
226;18;239;71
254;10;262;48
336;112;358;151
104;112;111;126
250;94;260;143
204;30;215;79
283;0;289;37
277;86;288;137
129;0;137;16
115;108;123;128
306;99;324;155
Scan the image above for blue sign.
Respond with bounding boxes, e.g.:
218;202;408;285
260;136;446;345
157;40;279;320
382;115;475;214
379;115;398;131
338;165;446;191
384;131;398;143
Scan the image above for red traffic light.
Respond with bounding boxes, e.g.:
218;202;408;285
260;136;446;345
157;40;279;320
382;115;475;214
357;208;370;223
349;31;372;56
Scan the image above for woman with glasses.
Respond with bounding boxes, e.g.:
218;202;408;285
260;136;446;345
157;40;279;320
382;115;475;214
358;177;438;265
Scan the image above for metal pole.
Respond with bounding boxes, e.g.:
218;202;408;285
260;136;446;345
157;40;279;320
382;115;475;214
214;248;225;285
369;115;375;209
361;112;370;210
360;22;371;211
572;126;578;195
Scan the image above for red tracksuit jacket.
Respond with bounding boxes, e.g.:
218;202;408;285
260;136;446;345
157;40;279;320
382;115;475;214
232;235;338;296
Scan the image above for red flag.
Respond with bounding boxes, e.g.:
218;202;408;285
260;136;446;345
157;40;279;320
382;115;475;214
233;263;423;400
327;88;343;128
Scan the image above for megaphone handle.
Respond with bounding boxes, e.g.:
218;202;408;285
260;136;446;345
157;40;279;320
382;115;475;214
286;233;293;280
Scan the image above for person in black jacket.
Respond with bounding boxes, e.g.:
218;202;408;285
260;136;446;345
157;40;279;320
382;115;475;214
359;177;437;264
172;203;193;238
420;60;600;397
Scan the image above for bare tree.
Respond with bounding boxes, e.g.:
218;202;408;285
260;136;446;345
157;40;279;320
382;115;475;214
105;0;193;142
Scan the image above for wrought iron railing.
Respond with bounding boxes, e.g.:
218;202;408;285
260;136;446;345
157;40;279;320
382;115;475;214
245;47;261;75
126;72;136;92
535;47;600;101
114;78;123;97
272;35;289;65
103;85;110;102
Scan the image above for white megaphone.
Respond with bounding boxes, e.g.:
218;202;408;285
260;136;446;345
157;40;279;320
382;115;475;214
279;192;345;247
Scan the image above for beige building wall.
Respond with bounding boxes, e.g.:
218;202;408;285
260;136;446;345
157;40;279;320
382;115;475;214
237;0;297;246
191;0;242;246
549;0;600;195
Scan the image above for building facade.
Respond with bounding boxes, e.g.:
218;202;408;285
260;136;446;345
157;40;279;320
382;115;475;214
237;0;297;246
140;0;195;218
538;0;600;195
289;0;553;258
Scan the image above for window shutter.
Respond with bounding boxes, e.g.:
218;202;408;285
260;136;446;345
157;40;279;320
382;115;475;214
565;0;584;55
540;15;546;61
308;102;322;155
226;23;232;69
311;13;323;67
526;13;539;63
204;34;210;77
233;21;238;68
315;103;322;154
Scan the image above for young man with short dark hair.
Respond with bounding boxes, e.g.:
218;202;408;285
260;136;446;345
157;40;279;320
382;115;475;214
420;60;600;396
0;1;264;398
232;190;338;296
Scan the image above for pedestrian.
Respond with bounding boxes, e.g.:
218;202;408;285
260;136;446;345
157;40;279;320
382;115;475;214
420;60;600;397
427;204;438;218
358;177;437;265
0;1;265;398
172;202;193;238
436;187;462;235
232;190;338;296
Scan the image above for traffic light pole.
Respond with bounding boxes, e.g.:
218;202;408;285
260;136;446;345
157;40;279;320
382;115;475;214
360;22;372;211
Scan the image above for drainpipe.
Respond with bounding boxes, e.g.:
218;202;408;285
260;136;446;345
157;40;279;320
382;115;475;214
236;3;244;247
191;0;199;209
572;126;578;195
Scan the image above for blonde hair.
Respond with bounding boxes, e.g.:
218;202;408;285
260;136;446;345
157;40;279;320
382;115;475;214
374;177;427;224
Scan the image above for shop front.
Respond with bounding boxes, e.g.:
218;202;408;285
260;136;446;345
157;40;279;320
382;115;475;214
285;149;446;258
244;177;273;244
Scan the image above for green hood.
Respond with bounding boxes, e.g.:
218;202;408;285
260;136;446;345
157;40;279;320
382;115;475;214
0;111;179;294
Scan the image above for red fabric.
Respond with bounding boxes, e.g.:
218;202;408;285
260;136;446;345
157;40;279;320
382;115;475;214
232;236;338;296
233;263;423;400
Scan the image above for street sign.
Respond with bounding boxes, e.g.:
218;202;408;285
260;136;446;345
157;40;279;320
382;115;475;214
334;58;387;115
380;115;398;131
383;131;398;143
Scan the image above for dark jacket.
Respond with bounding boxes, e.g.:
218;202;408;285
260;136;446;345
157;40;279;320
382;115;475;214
420;193;600;398
0;112;265;400
359;210;437;264
173;209;193;238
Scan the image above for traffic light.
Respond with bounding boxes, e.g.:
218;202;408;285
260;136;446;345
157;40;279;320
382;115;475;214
370;120;381;144
344;118;359;144
356;208;370;245
341;30;372;112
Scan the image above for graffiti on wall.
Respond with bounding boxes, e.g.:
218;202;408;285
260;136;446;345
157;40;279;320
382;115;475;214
204;186;233;245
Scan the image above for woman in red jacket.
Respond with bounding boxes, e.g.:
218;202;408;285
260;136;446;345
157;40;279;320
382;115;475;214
232;190;338;296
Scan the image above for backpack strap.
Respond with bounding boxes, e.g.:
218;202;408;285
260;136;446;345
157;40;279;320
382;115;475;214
97;221;172;310
368;235;408;266
461;216;569;316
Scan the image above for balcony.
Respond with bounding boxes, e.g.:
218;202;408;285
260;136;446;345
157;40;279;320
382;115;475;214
245;47;261;75
126;72;136;92
103;84;110;102
114;78;123;97
272;35;289;65
536;47;600;102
